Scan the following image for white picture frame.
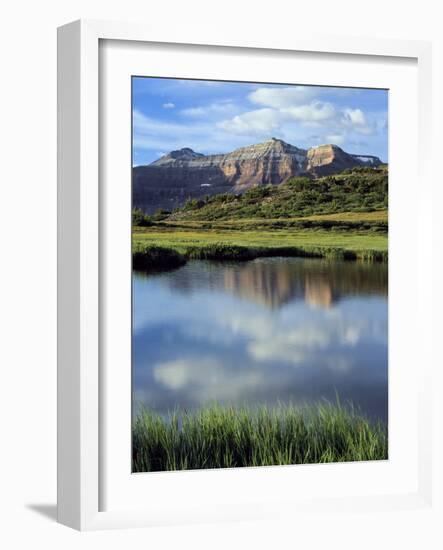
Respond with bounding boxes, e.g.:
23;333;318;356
57;19;434;531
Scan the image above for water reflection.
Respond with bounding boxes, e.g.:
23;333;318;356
137;257;387;309
133;258;388;422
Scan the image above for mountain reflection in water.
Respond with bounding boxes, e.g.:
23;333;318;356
133;257;388;423
143;257;388;310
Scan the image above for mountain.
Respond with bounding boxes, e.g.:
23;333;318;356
150;147;205;165
133;138;382;213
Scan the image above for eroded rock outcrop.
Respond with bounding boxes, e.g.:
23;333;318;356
305;144;380;176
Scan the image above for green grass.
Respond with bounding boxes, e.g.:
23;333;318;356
133;226;387;253
162;210;388;233
132;402;388;472
161;210;388;227
132;218;388;271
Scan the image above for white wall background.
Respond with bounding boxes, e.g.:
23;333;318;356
0;1;441;548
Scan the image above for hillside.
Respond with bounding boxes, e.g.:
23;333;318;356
166;166;388;222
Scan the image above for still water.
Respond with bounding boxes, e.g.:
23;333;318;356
133;257;388;423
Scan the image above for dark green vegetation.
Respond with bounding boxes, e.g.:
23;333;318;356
177;217;387;233
133;241;387;272
133;243;186;271
171;167;388;221
132;403;388;472
132;207;153;227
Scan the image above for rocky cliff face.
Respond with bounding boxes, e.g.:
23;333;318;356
133;138;382;213
305;144;381;176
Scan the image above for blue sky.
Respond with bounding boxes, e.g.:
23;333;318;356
132;77;388;166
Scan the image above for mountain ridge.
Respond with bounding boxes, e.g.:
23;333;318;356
133;138;383;214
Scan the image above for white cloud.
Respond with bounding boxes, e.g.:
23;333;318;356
249;86;317;108
181;101;236;117
216;101;337;137
340;108;375;135
246;87;377;140
162;102;175;109
343;108;366;126
326;134;345;145
284;101;336;123
217;108;284;135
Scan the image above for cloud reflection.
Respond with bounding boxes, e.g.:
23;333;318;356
132;258;388;421
153;357;265;401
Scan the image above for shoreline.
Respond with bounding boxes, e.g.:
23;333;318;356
132;242;388;273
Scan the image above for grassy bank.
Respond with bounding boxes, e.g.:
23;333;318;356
133;235;387;272
132;403;388;472
133;230;388;255
132;210;388;271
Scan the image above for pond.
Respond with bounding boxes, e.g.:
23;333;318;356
132;257;388;423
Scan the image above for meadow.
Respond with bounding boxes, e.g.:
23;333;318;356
132;402;388;472
133;221;387;253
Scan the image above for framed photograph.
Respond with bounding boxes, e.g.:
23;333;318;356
57;19;434;530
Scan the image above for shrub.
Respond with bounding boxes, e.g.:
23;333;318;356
183;198;205;210
185;243;257;261
243;185;273;200
169;170;388;221
285;176;312;191
132;244;186;271
132;208;153;227
152;208;171;221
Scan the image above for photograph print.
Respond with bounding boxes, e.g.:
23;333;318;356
131;77;388;472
